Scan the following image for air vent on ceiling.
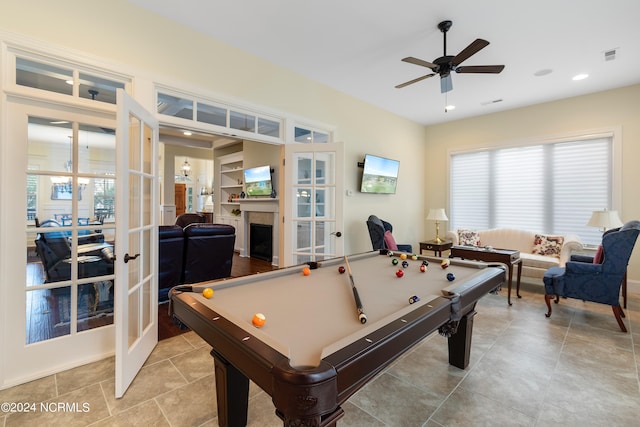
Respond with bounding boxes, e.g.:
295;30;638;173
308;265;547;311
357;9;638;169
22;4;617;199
604;49;617;62
481;98;503;106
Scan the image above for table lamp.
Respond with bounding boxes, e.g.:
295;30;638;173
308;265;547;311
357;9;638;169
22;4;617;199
426;208;448;243
587;209;623;233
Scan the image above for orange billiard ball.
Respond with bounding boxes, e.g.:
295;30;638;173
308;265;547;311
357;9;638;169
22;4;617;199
302;267;311;276
400;253;407;260
202;288;214;299
252;313;266;328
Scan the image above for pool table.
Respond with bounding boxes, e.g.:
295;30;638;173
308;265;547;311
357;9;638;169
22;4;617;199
170;250;505;427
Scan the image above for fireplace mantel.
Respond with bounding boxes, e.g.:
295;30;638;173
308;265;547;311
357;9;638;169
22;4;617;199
238;199;280;265
237;198;279;213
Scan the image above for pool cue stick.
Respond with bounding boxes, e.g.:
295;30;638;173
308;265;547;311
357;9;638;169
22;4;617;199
344;256;367;324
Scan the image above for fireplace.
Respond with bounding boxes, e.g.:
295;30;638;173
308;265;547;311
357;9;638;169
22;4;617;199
239;198;279;266
250;223;273;262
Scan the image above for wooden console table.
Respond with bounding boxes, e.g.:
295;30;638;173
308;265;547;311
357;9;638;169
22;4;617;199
450;245;522;306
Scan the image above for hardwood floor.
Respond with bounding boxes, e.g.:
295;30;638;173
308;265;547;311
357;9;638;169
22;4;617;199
25;253;276;343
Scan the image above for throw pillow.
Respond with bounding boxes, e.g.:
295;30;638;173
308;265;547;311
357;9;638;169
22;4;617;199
458;229;481;247
383;230;399;250
593;244;604;264
532;234;564;258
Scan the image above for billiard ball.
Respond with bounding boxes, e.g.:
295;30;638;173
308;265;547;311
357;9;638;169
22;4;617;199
395;269;404;278
409;295;420;304
202;288;214;299
401;260;409;268
422;260;429;266
252;313;266;328
400;253;407;260
447;272;456;281
338;266;346;274
411;254;418;260
387;251;394;257
392;258;399;265
441;259;450;269
302;267;311;276
419;264;427;273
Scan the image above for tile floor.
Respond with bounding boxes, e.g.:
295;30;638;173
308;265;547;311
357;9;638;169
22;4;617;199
2;282;639;427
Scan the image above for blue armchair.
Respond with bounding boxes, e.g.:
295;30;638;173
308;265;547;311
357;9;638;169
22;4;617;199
366;215;413;253
543;220;640;332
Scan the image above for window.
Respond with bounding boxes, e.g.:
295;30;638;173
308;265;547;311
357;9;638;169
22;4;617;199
294;127;329;143
15;56;126;105
450;134;615;246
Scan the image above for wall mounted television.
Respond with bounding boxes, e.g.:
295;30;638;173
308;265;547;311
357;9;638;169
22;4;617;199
243;165;273;196
360;154;400;194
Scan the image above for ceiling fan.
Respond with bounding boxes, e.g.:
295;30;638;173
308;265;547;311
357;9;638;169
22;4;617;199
396;20;504;93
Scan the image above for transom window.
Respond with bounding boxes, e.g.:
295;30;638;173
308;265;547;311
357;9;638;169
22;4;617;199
449;133;617;246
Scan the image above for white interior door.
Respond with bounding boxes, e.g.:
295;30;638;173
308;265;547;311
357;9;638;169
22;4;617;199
114;90;159;397
2;101;116;388
283;141;344;266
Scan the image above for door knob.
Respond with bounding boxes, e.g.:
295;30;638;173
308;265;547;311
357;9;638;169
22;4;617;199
124;253;140;263
331;231;342;237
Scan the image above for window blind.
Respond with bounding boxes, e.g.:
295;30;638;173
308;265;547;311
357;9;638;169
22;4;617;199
450;136;612;245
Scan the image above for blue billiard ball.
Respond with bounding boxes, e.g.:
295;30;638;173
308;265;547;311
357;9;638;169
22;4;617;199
402;260;409;268
409;295;420;304
392;258;399;265
447;272;455;281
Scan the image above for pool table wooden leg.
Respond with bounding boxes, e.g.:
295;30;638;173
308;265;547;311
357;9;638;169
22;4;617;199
212;349;249;427
447;308;476;369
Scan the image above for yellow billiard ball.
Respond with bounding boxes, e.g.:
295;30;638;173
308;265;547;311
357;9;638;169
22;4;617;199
252;313;266;328
202;288;214;299
400;253;407;260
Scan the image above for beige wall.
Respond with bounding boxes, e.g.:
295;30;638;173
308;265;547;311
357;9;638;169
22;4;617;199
1;0;428;254
2;1;638;279
425;84;640;281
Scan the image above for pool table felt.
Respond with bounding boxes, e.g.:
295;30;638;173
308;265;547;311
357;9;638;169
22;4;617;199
187;252;497;368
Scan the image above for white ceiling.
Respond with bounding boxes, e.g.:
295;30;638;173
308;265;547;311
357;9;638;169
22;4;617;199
130;0;640;126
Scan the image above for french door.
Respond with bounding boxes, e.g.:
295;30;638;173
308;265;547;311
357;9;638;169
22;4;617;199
2;101;117;387
114;90;159;397
283;141;344;266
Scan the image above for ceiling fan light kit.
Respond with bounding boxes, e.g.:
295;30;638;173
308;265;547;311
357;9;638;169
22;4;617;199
396;20;505;93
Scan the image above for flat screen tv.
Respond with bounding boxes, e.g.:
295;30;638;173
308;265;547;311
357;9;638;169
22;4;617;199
244;165;273;197
360;154;400;194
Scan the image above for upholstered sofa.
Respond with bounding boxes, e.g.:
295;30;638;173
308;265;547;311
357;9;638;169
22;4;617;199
445;228;583;280
158;223;236;302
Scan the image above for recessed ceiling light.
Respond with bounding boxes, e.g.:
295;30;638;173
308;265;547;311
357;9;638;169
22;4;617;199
183;131;192;136
445;105;456;112
572;74;589;81
534;69;553;77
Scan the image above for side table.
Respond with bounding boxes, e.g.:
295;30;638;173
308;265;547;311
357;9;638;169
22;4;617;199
450;245;522;306
419;240;453;257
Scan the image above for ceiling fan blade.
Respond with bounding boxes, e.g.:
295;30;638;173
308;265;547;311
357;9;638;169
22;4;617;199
456;65;505;74
401;56;438;70
451;39;489;66
395;73;436;89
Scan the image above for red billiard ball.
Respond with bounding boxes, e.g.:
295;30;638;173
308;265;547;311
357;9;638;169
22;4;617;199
338;266;346;274
396;269;404;278
419;264;427;273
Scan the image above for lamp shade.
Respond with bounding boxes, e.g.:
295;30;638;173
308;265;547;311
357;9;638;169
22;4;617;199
587;209;623;231
426;208;448;222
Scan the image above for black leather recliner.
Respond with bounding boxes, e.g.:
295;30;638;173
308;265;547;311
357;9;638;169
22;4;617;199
158;223;236;302
183;223;236;284
175;212;207;228
366;214;413;253
158;225;185;302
